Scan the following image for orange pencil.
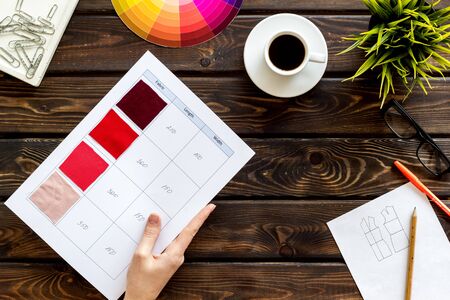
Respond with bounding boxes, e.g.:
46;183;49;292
394;161;450;217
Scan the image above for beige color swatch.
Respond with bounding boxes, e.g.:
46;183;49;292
30;172;80;223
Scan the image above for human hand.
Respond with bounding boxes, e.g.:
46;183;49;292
124;204;216;300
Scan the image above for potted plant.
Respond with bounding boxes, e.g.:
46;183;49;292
339;0;450;107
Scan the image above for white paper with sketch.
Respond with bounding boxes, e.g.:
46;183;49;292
328;183;450;300
5;51;255;299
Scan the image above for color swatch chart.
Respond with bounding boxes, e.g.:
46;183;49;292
111;0;243;47
5;51;254;300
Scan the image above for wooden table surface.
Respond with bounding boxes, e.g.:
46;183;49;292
1;0;450;299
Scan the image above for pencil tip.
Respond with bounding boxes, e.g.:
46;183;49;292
413;207;417;216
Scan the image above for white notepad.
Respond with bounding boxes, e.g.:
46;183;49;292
5;51;255;299
328;183;450;300
0;0;78;86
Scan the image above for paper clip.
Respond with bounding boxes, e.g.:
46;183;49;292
0;47;20;68
15;44;32;69
25;23;55;35
26;47;44;79
1;0;58;78
19;11;33;21
9;38;45;49
37;16;54;28
47;5;58;21
0;16;12;27
14;17;34;26
12;11;34;23
0;24;21;34
13;28;42;42
15;0;23;11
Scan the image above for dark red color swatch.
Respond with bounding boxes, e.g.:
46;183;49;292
59;141;109;191
90;110;139;159
117;80;167;130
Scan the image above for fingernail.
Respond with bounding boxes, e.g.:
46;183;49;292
149;214;159;224
209;204;216;211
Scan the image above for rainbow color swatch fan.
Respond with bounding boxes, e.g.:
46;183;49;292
112;0;243;47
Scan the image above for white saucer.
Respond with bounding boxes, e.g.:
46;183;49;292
243;14;328;98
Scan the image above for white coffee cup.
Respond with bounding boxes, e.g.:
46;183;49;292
264;30;326;76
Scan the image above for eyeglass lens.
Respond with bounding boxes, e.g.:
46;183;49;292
417;142;450;175
384;106;416;138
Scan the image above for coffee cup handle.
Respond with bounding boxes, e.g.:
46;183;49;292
309;52;326;63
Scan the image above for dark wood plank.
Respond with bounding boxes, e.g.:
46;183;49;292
0;263;103;299
76;0;114;14
44;14;450;74
0;200;353;260
0;15;442;74
75;0;367;13
41;15;368;73
0;76;449;135
232;138;450;198
1;201;448;260
75;0;366;13
75;0;450;13
0;262;360;299
1;138;450;199
162;262;360;300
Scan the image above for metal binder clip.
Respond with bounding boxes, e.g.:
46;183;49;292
0;47;20;68
26;47;44;79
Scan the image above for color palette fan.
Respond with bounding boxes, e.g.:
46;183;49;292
111;0;243;47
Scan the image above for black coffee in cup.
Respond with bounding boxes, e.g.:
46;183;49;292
268;34;305;71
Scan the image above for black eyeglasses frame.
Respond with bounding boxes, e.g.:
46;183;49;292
382;99;450;177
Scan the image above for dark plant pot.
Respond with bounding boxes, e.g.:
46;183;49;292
368;15;382;30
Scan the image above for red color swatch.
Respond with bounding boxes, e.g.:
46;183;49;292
90;110;139;159
117;80;167;130
59;141;108;191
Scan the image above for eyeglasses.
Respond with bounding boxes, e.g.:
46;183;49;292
382;99;450;177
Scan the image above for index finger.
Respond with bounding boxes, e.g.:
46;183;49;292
165;204;216;256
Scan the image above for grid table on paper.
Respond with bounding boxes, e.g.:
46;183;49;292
25;70;234;279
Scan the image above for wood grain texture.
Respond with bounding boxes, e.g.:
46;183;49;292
230;138;450;198
0;76;449;135
0;263;103;299
75;0;367;13
1;138;450;199
0;262;360;300
39;15;368;73
37;15;448;74
75;0;450;13
161;263;360;300
2;1;450;298
1;201;448;260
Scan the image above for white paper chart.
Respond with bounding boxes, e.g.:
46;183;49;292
5;51;255;300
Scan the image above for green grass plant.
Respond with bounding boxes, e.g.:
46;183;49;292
339;0;450;107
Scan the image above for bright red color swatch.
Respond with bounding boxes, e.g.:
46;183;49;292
90;110;139;159
117;80;167;130
59;141;109;191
